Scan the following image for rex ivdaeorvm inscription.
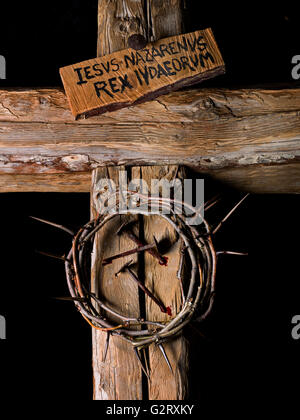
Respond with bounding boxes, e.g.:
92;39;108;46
59;29;225;119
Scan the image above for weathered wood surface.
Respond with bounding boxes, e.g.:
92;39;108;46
91;167;143;400
97;0;183;56
0;173;90;192
135;166;189;400
91;165;188;400
97;0;147;57
91;3;188;401
147;0;184;41
0;164;299;193
0;86;299;192
60;29;224;118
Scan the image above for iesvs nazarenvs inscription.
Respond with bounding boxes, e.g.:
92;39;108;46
60;29;225;119
74;34;215;89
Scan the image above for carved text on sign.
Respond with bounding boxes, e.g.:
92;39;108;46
60;29;225;119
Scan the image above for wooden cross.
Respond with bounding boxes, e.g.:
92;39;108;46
0;0;299;400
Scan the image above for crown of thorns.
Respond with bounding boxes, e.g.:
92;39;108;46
32;190;248;375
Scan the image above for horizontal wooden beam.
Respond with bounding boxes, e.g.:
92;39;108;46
1;164;298;194
0;173;91;192
0;86;299;192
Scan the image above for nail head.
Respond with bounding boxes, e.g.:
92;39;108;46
128;34;147;50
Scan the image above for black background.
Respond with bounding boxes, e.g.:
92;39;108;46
0;2;299;87
0;1;299;405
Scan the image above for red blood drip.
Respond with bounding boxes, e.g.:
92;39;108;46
159;256;169;266
166;306;172;317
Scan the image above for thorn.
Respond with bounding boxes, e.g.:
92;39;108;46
204;195;222;211
216;250;248;256
53;296;86;302
142;347;151;379
212;194;250;235
176;247;185;280
116;220;136;236
103;332;110;362
36;250;66;261
158;343;173;375
134;348;150;379
30;216;74;236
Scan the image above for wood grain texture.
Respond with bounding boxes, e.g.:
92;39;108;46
93;2;147;400
0;163;299;193
148;0;184;41
210;162;300;194
97;0;147;57
91;165;189;400
134;165;189;400
1;87;299;123
0;87;299;192
0;173;90;192
97;0;184;55
91;3;190;400
91;167;143;400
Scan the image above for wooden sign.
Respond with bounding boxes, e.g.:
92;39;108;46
60;29;225;119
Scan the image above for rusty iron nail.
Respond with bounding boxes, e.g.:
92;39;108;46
153;235;168;266
117;221;168;266
102;243;156;266
115;262;172;316
128;34;147;50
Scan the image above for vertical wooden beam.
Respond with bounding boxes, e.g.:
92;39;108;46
92;165;189;400
97;0;147;57
134;165;189;400
147;0;184;41
91;167;142;400
97;0;184;57
95;0;148;399
92;0;185;400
